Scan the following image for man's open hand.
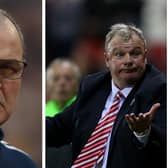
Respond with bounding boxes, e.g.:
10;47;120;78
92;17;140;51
125;103;160;134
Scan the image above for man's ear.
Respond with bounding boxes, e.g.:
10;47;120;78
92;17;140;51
104;52;110;68
144;49;148;64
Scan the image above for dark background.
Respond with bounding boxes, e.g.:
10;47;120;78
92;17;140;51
46;0;166;76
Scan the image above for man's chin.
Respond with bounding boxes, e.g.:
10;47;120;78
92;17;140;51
54;96;70;103
122;76;140;86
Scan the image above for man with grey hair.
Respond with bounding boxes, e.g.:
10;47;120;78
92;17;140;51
46;58;81;117
46;58;81;168
46;23;166;168
0;9;37;167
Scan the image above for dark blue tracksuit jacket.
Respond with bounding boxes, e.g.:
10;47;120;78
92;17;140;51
0;129;37;168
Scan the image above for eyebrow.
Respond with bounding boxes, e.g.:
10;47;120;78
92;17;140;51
112;46;142;52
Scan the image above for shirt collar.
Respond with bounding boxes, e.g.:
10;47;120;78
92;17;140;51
111;80;133;98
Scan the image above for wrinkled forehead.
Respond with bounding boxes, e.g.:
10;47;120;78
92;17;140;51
108;33;145;53
112;42;144;51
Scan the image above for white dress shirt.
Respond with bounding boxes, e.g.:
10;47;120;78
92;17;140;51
95;80;150;168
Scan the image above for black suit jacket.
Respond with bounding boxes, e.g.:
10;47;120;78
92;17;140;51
46;64;166;168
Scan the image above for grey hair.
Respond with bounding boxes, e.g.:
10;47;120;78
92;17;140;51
105;23;147;53
0;9;25;58
46;58;81;84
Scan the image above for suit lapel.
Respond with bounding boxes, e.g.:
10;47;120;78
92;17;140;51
76;72;112;154
112;87;137;138
89;79;112;130
83;79;111;139
107;70;148;165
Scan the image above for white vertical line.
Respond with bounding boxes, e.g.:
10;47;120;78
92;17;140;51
166;0;168;164
42;0;46;167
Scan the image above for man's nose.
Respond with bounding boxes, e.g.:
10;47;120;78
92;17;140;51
124;53;133;65
58;77;67;85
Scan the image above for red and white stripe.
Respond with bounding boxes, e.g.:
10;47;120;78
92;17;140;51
71;92;123;168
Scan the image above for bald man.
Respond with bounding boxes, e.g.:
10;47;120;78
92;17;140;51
0;9;37;168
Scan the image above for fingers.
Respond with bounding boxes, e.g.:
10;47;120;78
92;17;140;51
148;103;160;116
125;113;146;123
127;103;160;121
125;114;134;130
125;113;150;133
138;113;144;120
125;113;140;130
125;103;160;133
125;114;132;124
125;113;136;124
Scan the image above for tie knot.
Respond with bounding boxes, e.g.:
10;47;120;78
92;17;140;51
114;91;124;101
117;91;124;97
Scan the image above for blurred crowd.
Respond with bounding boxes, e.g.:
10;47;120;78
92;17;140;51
46;58;81;168
46;0;166;75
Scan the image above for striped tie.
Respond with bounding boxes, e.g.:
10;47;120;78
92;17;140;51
72;91;123;168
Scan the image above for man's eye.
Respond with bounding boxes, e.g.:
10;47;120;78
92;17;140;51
114;52;124;57
0;67;16;77
0;66;17;72
130;50;142;57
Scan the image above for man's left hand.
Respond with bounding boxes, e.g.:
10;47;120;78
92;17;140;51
125;103;160;135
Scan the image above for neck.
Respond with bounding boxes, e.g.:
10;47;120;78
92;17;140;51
113;80;135;90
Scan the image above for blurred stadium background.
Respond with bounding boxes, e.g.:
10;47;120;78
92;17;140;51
46;1;166;167
1;1;42;167
46;0;166;75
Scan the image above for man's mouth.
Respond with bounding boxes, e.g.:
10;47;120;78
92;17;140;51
121;68;137;73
